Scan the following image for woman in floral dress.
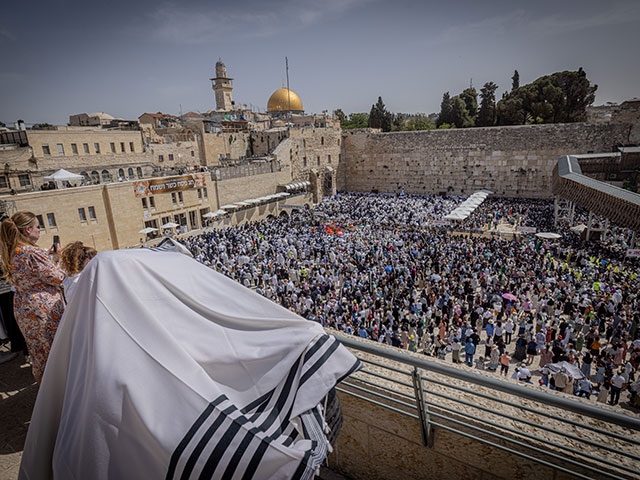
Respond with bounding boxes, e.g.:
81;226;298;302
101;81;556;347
0;212;65;383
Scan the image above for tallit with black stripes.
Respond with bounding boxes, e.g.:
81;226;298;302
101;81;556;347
19;249;361;480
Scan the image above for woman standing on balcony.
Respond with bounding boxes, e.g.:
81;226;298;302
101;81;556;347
0;212;65;384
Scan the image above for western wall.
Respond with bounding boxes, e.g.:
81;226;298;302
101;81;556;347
338;122;632;198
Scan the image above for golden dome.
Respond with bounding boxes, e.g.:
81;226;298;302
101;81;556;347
267;87;303;112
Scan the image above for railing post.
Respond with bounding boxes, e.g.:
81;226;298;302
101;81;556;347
411;367;433;448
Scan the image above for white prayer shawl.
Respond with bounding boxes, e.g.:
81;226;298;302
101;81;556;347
20;250;360;480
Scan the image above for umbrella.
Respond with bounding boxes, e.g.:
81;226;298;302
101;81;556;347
536;232;562;239
202;212;218;218
502;293;517;301
139;227;158;234
570;224;587;233
161;222;179;229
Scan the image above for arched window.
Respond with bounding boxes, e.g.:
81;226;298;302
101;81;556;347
80;171;89;182
118;168;125;179
101;169;112;183
91;171;100;184
136;167;143;178
128;167;134;179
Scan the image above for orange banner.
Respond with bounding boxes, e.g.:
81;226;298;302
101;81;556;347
134;173;205;197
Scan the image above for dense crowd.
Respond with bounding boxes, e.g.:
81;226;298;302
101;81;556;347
185;192;640;408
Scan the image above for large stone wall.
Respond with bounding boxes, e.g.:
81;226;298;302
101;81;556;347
339;123;631;198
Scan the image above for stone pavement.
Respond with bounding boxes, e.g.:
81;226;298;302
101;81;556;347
0;344;36;480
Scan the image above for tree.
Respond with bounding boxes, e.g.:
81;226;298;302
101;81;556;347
368;96;392;132
512;70;520;90
437;92;453;127
341;113;370;129
333;109;346;124
477;82;498;127
405;115;435;131
459;88;478;123
497;68;597;125
449;96;473;128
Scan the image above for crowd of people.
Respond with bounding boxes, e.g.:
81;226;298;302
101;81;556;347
185;192;640;408
1;192;639;410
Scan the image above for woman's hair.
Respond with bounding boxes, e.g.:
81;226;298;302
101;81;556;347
0;211;37;280
60;241;97;275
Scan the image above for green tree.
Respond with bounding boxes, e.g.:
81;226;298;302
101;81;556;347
497;68;597;125
477;82;498;127
450;96;473;128
341;113;370;129
368;96;392;132
405;115;435;131
437;92;453;127
512;70;520;90
333;109;346;124
459;88;478;124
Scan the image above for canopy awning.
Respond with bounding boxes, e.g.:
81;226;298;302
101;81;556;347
43;169;84;182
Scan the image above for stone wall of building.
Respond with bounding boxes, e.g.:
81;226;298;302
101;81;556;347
199;130;250;165
148;140;202;172
215;169;291;206
339;123;631;198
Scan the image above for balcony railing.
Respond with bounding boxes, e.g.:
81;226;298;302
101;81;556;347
334;333;640;480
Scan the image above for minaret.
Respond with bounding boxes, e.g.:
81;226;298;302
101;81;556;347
210;58;233;111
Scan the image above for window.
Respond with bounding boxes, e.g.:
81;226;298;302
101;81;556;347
328;154;332;164
57;143;65;155
118;168;125;180
101;170;111;183
303;139;306;148
161;216;170;226
178;191;183;203
81;171;89;182
158;155;164;162
78;208;87;222
171;193;177;205
317;156;321;166
120;142;125;153
203;187;208;199
197;188;202;200
47;213;57;228
42;144;51;155
168;154;174;161
128;167;134;178
110;142;116;153
149;196;155;209
303;157;307;167
129;142;135;152
136;167;142;178
36;215;45;231
94;143;100;153
0;175;7;189
91;171;100;183
83;143;90;154
71;143;78;154
321;136;324;145
141;198;148;209
88;206;96;220
191;150;194;157
19;174;31;186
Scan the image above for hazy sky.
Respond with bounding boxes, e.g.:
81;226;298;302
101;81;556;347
1;0;639;125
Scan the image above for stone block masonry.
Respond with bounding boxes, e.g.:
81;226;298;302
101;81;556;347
339;123;631;198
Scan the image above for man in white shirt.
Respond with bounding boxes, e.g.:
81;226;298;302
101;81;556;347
610;371;626;406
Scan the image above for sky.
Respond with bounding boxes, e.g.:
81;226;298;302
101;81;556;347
1;0;639;125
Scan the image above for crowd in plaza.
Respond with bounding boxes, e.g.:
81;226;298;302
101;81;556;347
185;192;640;408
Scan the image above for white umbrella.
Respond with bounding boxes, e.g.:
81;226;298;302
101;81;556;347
139;227;158;234
536;232;562;239
570;224;587;233
43;169;84;182
220;204;237;210
161;222;179;229
202;212;218;218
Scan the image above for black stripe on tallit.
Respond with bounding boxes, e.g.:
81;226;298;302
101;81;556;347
197;415;248;480
166;396;226;480
303;334;330;362
299;338;341;386
180;404;237;480
219;425;263;480
291;449;313;480
241;389;274;415
335;359;363;385
240;356;303;480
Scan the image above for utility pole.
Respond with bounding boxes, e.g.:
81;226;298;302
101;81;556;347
286;57;291;125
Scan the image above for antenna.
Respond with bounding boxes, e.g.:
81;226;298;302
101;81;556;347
470;78;473;89
286;56;291;125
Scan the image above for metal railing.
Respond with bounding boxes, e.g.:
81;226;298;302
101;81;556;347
334;333;640;480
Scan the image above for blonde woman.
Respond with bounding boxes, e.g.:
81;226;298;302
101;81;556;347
0;212;65;383
60;241;97;303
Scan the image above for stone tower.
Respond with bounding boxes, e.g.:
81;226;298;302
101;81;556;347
210;59;233;111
